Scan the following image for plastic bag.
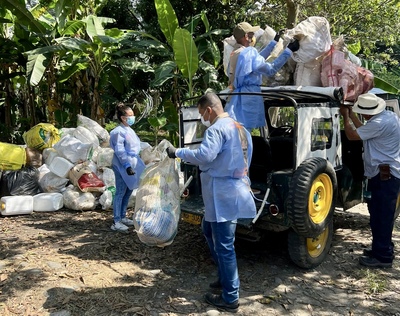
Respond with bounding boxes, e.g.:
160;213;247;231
95;147;114;168
23;123;60;150
133;142;180;247
5;166;42;196
77;115;110;144
321;47;374;101
53;134;94;163
62;186;96;211
39;168;70;193
73;125;100;148
0;142;26;171
286;16;332;63
69;162;106;193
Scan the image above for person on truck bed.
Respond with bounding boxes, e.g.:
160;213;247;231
225;22;300;130
166;92;256;313
340;93;400;268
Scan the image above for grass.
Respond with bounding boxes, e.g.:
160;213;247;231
363;269;387;294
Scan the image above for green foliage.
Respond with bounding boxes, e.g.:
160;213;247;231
105;121;118;132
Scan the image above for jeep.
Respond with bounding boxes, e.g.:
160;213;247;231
178;86;400;269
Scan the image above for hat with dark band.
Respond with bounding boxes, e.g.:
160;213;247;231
352;93;386;115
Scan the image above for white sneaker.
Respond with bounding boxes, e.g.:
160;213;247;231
111;221;129;231
121;217;134;226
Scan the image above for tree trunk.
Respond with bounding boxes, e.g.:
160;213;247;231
285;0;299;29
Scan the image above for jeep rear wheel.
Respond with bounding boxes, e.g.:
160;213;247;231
288;220;333;269
287;157;337;237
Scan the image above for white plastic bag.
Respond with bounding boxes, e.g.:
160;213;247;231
95;147;114;168
39;171;69;193
77;114;110;144
73;125;100;148
133;142;180;247
62;186;96;211
286;16;332;63
53;134;94;163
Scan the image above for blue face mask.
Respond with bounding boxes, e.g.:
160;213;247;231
126;116;136;126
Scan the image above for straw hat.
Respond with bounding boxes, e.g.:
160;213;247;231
352;93;386;115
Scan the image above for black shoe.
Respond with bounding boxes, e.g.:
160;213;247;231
359;256;392;268
205;293;239;313
209;280;222;289
363;248;373;257
363;248;395;259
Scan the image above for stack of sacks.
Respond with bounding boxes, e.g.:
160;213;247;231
1;115;183;216
222;16;374;100
321;37;374;101
1;115;112;214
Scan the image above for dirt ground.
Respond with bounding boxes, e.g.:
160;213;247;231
1;203;400;316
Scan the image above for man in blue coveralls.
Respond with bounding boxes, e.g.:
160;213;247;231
226;22;300;130
166;92;256;313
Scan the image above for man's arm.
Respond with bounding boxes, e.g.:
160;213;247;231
340;106;362;141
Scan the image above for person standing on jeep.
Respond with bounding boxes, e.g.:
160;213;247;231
225;22;300;130
166;92;256;313
340;93;400;268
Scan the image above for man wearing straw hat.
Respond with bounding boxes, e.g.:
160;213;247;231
340;93;400;268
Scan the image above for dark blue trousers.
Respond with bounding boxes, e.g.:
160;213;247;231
367;174;400;263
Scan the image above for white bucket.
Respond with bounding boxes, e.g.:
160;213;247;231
49;156;74;178
1;196;34;216
33;192;64;212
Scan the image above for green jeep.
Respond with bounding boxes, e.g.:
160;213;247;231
178;86;400;269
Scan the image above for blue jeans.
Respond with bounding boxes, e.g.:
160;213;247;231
202;218;239;303
112;165;133;223
367;174;400;263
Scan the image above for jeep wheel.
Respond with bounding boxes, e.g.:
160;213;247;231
287;157;337;237
288;220;333;269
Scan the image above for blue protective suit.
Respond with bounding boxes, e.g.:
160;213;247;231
175;113;256;222
109;124;145;190
225;44;292;129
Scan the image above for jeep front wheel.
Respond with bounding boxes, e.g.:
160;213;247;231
287;157;337;237
288;220;333;269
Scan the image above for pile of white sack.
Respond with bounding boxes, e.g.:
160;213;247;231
223;16;373;101
0;116;184;223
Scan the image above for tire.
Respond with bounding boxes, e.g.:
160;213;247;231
287;157;337;237
288;220;333;269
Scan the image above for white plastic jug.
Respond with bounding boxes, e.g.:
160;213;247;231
42;148;58;166
33;192;64;212
49;156;74;178
1;196;34;216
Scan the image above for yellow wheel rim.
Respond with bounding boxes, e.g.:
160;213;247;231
307;225;329;258
397;194;400;210
308;173;333;224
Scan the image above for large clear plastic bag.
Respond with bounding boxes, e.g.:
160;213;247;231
62;186;96;211
133;140;180;247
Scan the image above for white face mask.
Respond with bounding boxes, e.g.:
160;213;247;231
200;110;211;127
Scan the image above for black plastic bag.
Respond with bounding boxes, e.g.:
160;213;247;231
5;166;42;196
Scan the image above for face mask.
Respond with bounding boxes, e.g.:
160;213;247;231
200;111;211;127
126;116;136;126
